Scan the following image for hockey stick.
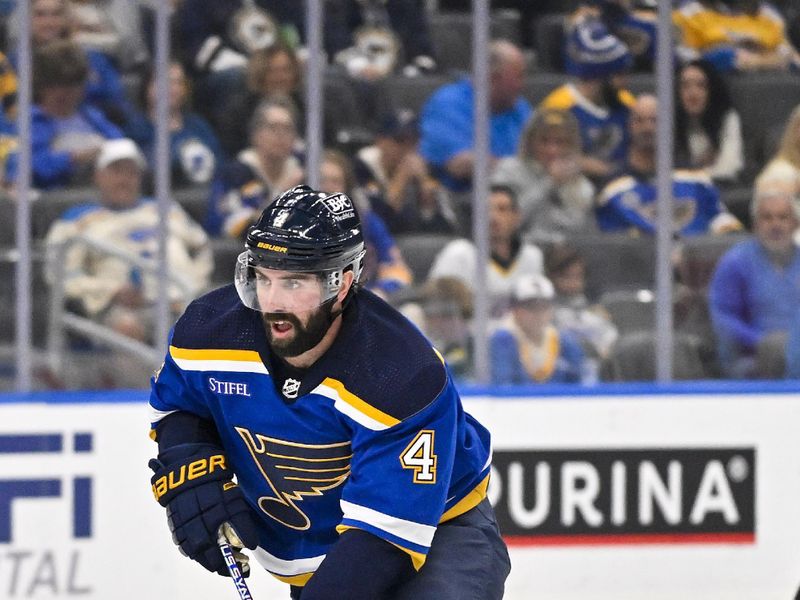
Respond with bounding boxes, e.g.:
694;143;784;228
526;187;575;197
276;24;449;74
217;525;254;600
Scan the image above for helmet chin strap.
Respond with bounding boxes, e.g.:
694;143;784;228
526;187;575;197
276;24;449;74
322;296;340;325
325;280;359;324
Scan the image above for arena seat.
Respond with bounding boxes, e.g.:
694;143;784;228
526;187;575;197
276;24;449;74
380;73;456;115
677;233;747;292
0;254;50;347
210;237;244;288
600;330;708;381
720;185;752;230
428;10;522;73
598;288;655;335
323;71;376;146
0;195;21;248
395;232;457;283
173;185;210;226
32;188;98;241
727;72;800;177
524;71;566;106
627;73;656;95
532;13;566;72
568;234;656;298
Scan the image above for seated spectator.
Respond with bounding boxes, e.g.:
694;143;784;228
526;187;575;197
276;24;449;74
758;104;800;195
0;51;17;119
126;60;223;187
14;0;140;128
419;39;532;192
596;94;742;236
355;109;458;234
43;139;212;385
67;0;149;70
545;243;619;368
672;236;734;379
0;53;18;189
428;185;544;317
0;111;18;191
319;148;412;296
176;0;299;73
174;0;299;132
674;59;744;183
330;0;437;81
215;42;306;155
673;0;800;73
31;40;123;189
176;0;435;84
541;12;634;183
490;273;587;385
575;1;658;71
709;180;800;378
206;98;304;237
401;277;475;382
491;108;596;244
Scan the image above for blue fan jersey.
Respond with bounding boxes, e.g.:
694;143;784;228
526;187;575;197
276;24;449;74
149;285;492;586
540;83;635;170
596;169;739;236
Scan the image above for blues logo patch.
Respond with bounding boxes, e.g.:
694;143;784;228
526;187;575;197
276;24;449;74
236;428;351;530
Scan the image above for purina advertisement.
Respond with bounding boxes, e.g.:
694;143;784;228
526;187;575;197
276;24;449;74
490;447;756;544
1;389;799;599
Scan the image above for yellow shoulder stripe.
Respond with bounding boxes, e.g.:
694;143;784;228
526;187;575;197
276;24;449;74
169;346;262;362
539;85;573;110
322;378;400;428
619;89;636;107
598;175;636;206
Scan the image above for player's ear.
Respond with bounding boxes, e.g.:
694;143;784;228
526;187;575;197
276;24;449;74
336;270;355;304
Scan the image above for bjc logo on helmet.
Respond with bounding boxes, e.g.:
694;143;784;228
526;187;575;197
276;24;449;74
323;195;353;214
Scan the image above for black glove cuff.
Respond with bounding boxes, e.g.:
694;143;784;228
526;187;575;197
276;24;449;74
150;446;233;507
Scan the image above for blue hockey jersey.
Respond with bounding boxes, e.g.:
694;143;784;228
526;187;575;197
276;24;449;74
149;285;492;586
595;168;741;236
540;83;635;171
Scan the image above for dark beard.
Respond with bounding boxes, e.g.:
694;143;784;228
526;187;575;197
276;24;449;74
262;305;333;358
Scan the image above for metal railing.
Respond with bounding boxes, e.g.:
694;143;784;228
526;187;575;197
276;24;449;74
45;235;194;378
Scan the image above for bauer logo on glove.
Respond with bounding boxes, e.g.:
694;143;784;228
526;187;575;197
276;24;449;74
148;444;259;577
151;453;228;504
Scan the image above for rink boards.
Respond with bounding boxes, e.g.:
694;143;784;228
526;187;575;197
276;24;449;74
0;384;798;599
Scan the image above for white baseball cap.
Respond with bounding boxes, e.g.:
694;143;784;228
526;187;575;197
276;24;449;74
95;138;146;171
511;273;555;303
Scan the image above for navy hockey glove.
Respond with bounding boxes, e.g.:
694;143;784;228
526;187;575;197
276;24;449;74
149;443;259;576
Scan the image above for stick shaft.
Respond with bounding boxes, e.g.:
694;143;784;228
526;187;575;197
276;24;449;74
217;530;254;600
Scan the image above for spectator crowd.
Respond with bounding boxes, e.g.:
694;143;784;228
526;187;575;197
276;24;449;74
2;0;800;388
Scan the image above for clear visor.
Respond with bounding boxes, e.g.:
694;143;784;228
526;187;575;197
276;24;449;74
235;252;346;313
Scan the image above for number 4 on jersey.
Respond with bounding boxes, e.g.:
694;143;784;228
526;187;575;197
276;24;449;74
400;430;437;484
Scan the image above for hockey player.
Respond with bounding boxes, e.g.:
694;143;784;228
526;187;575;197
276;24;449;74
148;185;510;599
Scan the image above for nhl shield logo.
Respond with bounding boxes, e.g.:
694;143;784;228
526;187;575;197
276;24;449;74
282;378;301;399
